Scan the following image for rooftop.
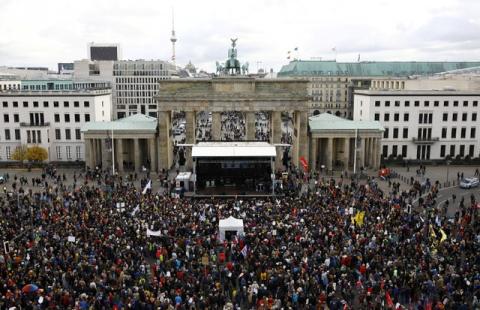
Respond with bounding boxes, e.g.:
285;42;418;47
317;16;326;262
81;114;157;133
192;142;277;158
309;113;384;131
278;60;480;77
355;89;480;96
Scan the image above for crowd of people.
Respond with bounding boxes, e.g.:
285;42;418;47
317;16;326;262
222;112;246;141
0;164;478;309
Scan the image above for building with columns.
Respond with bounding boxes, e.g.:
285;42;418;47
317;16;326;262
309;113;384;171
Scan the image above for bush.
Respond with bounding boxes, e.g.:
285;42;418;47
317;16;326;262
26;146;48;162
11;146;28;162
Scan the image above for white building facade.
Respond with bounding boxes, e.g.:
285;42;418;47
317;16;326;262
354;90;480;161
0;89;111;162
74;59;177;119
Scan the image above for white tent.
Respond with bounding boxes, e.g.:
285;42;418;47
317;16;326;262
218;216;244;242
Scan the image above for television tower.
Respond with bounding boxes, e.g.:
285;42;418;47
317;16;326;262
170;8;177;67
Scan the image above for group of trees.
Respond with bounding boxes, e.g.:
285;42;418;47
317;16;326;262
11;145;48;162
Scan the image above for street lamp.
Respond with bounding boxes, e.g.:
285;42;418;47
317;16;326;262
446;159;451;186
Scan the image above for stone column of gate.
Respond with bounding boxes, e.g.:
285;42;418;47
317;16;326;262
185;111;196;169
157;111;172;171
96;139;102;168
116;139;124;174
133;139;142;172
211;112;222;141
343;137;350;171
298;111;309;168
91;139;97;168
326;137;333;171
309;137;318;171
246;111;256;140
359;138;366;169
271;111;282;169
149;138;156;172
84;138;92;169
101;139;108;170
375;138;381;169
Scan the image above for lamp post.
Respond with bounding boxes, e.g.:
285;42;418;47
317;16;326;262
446;159;451;186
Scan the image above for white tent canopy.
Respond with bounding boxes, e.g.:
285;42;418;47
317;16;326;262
218;216;244;242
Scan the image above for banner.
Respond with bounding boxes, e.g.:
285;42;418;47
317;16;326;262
299;156;308;171
146;228;161;237
142;180;152;195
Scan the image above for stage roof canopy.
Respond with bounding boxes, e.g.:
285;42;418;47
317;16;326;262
192;142;276;158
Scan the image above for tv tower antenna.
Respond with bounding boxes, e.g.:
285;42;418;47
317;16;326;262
170;7;177;67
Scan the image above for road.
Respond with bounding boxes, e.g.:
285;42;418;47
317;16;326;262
432;184;480;217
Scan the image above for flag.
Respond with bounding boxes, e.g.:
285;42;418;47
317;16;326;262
357;54;361;62
299;156;309;171
294;47;298;51
354;211;365;226
131;205;140;217
241;245;248;257
439;228;447;243
385;291;394;308
146;228;161;237
142;180;152;195
332;47;336;52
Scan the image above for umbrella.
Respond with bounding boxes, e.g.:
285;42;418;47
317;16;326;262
22;284;39;294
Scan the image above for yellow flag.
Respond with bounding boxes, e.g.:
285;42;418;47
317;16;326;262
440;229;447;243
355;211;365;226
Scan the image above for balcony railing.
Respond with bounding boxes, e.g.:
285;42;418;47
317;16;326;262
412;137;439;144
20;122;50;127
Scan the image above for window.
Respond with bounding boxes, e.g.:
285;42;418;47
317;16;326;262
403;128;408;138
474;101;478;107
393;128;399;138
440;145;446;157
53;101;59;107
394;100;400;107
55;128;61;140
434;101;439;107
74;101;79;107
463;100;468;107
84;101;90;107
85;114;90;122
404;113;409;122
3;114;9;123
418;114;423;124
453;101;458;107
74;114;80;122
402;145;407;157
66;146;72;160
65;129;71;140
23;101;28;108
392;145;398;156
2;101;7;107
14;129;20;140
54;114;60;123
37;130;41;143
33;101;38;108
443;100;449;107
382;145;388;158
13;114;19;123
473;113;477;121
4;129;10;140
404;101;410;107
75;129;81;140
414;101;419;107
442;113;448;121
424;101;429;107
450;145;455;156
13;101;18;108
76;146;82;160
56;146;62;160
462;113;467;121
461;127;466;139
471;127;476;139
451;127;457;138
452;113;457;121
441;128;447;138
385;101;390;107
43;101;49;107
6;146;11;160
384;113;390;122
64;114;70;122
428;113;433;124
27;131;31;143
383;128;389;138
64;101;69;108
394;113;399;122
459;145;465;157
469;145;475;157
374;113;380;121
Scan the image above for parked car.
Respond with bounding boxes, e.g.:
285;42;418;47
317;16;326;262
459;177;479;189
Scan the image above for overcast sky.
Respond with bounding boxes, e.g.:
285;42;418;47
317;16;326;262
1;0;480;73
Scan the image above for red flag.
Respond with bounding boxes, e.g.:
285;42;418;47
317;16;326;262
299;156;308;171
425;302;432;310
385;291;394;308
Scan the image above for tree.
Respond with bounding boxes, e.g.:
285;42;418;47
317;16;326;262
26;146;48;162
11;145;28;162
